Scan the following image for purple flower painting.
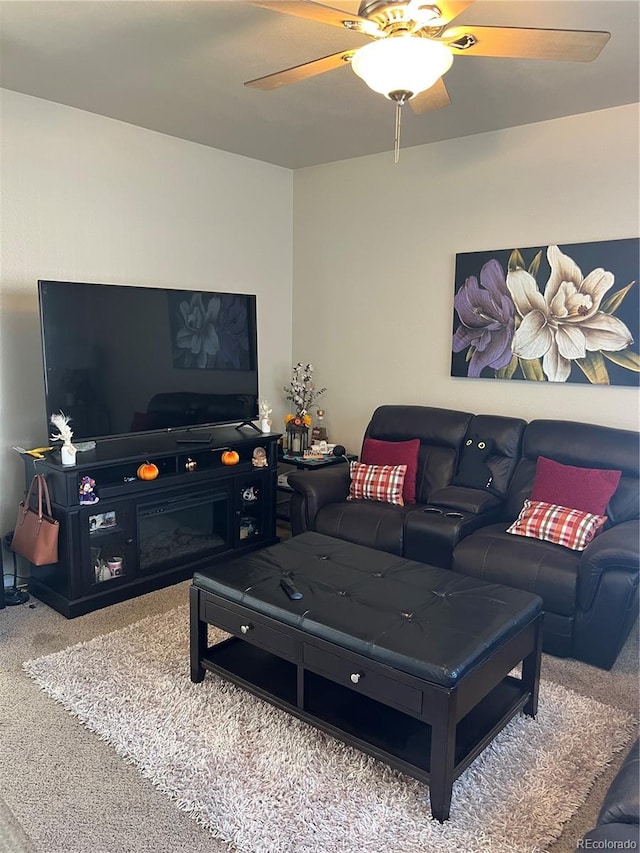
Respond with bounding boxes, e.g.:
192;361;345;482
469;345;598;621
452;259;515;378
451;239;639;386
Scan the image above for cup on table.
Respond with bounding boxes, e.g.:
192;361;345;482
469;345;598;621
108;556;123;576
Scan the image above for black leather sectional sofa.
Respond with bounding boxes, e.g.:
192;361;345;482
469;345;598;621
288;405;640;670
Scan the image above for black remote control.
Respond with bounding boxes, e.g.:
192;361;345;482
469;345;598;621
280;578;303;600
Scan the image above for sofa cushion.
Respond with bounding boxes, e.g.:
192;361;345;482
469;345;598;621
452;435;495;491
361;437;420;503
314;501;412;556
507;420;639;525
452;523;579;616
363;405;473;503
531;456;621;515
507;500;607;551
348;461;407;506
462;414;527;497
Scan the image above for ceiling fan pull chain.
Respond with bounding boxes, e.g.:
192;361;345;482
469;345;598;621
394;100;402;164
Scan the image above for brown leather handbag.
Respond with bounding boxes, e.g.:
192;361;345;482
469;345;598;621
11;474;59;565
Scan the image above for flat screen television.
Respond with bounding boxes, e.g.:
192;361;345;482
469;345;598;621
38;280;259;442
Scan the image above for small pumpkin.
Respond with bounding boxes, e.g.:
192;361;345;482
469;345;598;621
137;461;159;481
221;449;240;466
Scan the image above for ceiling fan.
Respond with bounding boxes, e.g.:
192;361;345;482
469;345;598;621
244;0;611;160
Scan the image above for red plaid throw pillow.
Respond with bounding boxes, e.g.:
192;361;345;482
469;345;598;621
507;500;607;551
361;438;420;503
348;461;407;506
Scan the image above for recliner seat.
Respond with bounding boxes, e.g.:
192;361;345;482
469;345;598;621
452;419;640;669
288;406;639;669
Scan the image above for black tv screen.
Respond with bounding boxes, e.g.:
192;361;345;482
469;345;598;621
38;280;259;442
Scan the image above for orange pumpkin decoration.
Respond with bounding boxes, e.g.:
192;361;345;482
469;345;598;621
137;461;159;481
221;450;240;466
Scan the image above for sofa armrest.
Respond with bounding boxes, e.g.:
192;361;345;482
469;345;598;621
287;466;351;535
581;822;640;848
428;486;503;515
578;740;640;850
598;739;639;827
573;519;639;667
577;519;640;612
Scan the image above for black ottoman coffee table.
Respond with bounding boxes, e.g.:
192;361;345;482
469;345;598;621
190;531;543;822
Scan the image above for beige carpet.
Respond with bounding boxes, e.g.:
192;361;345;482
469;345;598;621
22;604;636;853
0;797;36;853
1;577;637;853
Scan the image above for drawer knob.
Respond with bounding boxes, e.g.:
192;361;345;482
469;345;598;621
350;672;362;684
240;624;251;634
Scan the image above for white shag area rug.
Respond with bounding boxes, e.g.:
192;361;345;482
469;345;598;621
24;605;635;853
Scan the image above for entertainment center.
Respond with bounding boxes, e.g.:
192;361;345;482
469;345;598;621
22;428;281;617
23;277;277;617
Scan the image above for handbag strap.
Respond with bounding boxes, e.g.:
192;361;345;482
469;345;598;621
23;474;53;520
37;474;53;519
22;475;39;512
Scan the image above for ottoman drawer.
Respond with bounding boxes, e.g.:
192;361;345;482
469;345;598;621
303;643;423;716
202;598;296;662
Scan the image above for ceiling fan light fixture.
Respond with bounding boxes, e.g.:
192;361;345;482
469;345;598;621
351;35;453;100
406;1;444;26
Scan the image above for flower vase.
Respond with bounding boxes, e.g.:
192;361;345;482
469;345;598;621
260;418;272;434
61;444;77;466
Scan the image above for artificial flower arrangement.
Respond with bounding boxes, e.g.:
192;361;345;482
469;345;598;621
284;412;312;428
283;362;326;426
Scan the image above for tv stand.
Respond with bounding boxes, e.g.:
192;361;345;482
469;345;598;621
235;421;262;434
20;428;282;618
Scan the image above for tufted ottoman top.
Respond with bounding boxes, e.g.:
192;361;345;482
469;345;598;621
193;531;542;688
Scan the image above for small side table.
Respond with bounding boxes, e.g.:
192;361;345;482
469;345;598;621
277;452;357;523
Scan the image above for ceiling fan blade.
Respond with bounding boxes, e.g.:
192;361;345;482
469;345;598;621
249;1;373;32
431;1;475;27
409;76;451;114
245;50;355;90
443;25;611;61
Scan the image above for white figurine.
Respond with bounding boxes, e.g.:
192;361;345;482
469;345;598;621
259;399;273;434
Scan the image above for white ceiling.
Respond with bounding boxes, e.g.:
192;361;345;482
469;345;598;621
0;0;638;169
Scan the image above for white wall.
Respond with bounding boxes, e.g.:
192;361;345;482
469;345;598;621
2;93;638;536
0;89;293;534
292;104;640;453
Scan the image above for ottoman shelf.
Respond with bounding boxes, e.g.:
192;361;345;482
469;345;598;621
201;636;298;707
198;631;532;789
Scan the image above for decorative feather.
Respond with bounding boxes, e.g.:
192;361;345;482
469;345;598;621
50;411;75;448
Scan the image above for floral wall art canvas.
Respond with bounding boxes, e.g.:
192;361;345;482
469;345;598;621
451;238;639;386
